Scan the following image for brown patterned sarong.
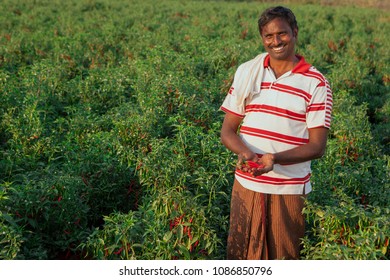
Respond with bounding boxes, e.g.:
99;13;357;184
227;179;306;260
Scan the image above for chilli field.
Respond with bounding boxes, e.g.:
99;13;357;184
0;0;389;260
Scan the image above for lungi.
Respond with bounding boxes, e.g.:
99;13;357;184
227;179;306;260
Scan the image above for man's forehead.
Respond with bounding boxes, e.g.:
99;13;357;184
261;18;293;34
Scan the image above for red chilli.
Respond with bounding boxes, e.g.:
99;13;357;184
113;247;124;255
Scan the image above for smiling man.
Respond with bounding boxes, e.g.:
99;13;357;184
220;6;333;259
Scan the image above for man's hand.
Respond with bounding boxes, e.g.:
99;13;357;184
236;154;274;177
257;153;275;174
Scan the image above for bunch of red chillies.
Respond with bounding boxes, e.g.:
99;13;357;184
236;159;265;177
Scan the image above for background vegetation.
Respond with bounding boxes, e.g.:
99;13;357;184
0;0;389;260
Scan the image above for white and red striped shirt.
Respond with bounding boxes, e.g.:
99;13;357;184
221;53;333;194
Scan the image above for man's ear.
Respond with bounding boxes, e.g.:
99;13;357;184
293;28;298;38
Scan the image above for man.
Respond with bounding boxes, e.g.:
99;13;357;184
220;6;332;259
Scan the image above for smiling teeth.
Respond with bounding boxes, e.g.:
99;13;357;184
273;46;284;51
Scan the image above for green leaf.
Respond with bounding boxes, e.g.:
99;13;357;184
177;244;190;259
163;231;173;242
176;224;183;240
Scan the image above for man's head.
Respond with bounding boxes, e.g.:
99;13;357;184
258;6;298;36
258;6;298;62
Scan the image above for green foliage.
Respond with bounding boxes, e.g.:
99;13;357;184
0;183;23;259
302;204;389;259
0;0;388;259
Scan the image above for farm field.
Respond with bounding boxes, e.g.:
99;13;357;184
0;0;389;260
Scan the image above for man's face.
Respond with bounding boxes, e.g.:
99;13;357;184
261;17;297;61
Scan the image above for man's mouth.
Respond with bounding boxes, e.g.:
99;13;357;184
271;45;285;52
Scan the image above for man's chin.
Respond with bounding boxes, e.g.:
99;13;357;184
268;52;289;61
267;49;294;61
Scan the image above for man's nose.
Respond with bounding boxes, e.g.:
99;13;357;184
273;35;282;45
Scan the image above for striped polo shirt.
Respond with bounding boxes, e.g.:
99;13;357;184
221;53;333;195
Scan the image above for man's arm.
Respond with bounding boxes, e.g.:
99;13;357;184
220;112;258;162
260;127;329;170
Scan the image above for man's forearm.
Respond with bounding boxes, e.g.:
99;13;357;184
221;131;256;160
272;142;325;165
272;127;328;164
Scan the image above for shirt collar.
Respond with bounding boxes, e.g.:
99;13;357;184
264;54;312;74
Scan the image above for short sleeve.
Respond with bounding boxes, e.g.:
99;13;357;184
220;64;250;118
306;79;333;128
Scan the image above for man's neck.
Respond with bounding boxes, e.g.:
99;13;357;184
269;55;299;79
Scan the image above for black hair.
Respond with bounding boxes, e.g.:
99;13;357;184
258;6;298;35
